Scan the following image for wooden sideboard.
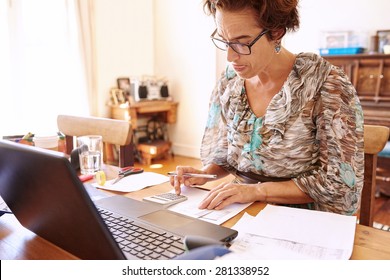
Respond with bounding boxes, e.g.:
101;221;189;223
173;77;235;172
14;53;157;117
110;100;178;130
109;100;178;164
323;54;390;129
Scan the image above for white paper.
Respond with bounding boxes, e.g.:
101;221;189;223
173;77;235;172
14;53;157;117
0;195;10;212
167;185;252;225
91;172;169;192
226;205;356;260
253;205;356;250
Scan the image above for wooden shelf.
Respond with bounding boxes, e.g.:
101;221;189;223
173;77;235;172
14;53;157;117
110;100;178;165
110;100;178;129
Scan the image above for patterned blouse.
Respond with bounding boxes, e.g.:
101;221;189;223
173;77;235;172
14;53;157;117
200;52;364;215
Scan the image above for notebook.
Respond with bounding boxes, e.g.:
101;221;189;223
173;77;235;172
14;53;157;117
0;140;238;260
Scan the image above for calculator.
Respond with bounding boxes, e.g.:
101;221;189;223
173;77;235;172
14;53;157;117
143;192;188;206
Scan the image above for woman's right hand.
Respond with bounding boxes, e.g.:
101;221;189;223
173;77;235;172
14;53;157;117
169;166;211;195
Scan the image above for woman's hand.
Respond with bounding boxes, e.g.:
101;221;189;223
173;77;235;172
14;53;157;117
199;182;261;210
169;166;212;195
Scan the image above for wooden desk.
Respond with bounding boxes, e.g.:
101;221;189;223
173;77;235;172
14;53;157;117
1;165;390;260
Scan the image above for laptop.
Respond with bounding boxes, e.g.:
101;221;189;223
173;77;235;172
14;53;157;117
0;140;238;260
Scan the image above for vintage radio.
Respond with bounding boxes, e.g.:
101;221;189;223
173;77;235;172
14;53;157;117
131;76;169;102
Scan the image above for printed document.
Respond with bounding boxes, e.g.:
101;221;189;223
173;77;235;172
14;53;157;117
91;172;169;192
167;185;252;225
223;205;356;260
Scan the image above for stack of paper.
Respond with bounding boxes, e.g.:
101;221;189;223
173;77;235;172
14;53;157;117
91;172;169;192
222;205;356;260
168;186;252;225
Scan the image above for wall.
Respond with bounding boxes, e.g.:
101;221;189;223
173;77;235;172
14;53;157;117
153;0;215;158
94;0;154;117
284;0;390;53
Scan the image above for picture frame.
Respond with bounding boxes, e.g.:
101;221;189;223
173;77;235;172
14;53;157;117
322;31;349;48
117;77;131;97
110;88;119;105
377;30;390;53
116;88;126;104
109;88;126;105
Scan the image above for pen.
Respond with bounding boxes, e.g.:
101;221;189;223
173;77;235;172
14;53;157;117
167;172;217;179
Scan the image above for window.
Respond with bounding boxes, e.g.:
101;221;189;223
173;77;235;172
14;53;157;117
0;0;89;137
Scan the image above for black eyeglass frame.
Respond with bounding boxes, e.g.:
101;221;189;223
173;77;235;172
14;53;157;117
210;28;269;55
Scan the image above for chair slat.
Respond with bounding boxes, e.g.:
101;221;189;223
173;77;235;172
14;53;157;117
57;115;134;167
361;125;390;227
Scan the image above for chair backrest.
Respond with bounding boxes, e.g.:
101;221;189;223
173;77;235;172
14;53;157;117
57;115;134;167
361;124;389;226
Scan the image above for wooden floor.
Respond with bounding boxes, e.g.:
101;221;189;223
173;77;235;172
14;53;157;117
134;154;390;227
374;180;390;226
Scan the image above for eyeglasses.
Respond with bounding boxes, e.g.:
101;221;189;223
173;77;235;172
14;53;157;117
210;29;269;55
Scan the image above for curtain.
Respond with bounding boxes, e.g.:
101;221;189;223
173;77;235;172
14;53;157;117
0;0;92;137
75;0;98;116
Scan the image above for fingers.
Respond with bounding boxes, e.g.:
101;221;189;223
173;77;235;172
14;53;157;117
199;183;236;210
211;196;236;210
173;176;182;195
169;166;209;193
169;166;202;194
168;166;185;194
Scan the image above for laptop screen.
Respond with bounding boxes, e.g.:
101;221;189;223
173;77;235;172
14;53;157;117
0;140;125;259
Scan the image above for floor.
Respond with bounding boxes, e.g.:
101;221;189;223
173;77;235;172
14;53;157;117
374;181;390;227
134;154;390;228
375;157;390;226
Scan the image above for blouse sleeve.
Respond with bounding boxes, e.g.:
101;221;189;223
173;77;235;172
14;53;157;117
200;69;235;172
292;66;365;215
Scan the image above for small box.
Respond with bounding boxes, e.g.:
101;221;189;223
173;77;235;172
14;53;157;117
137;140;171;165
319;47;365;56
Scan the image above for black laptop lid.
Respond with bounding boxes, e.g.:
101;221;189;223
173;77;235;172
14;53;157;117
0;140;125;260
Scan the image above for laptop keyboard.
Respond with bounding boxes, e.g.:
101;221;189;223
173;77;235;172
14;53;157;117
98;208;186;260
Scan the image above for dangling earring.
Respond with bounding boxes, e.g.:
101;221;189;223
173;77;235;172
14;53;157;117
274;40;282;54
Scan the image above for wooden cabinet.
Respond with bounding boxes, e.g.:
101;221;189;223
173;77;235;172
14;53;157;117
110;100;178;129
323;54;390;128
110;100;178;165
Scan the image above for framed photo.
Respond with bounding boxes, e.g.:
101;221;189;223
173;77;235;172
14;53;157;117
116;88;126;104
117;77;131;97
110;88;119;105
110;88;126;105
323;31;349;48
377;30;390;53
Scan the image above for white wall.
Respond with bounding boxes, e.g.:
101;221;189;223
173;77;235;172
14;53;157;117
284;0;390;53
153;0;215;158
95;0;390;159
94;0;154;117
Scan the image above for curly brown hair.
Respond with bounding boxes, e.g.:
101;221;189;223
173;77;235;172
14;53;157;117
203;0;300;40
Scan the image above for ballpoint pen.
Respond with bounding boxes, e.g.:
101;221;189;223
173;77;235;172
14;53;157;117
167;172;217;179
112;167;144;184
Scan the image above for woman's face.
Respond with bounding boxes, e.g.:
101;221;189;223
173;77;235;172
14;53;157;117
214;8;275;79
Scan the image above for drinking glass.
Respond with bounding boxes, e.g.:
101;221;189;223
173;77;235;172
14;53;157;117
77;135;103;175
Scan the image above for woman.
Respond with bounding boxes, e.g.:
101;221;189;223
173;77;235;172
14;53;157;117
170;0;364;215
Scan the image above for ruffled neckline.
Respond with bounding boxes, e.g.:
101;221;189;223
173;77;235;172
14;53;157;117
223;53;332;137
264;53;332;135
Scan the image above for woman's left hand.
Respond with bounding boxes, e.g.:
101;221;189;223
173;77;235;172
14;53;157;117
198;182;261;210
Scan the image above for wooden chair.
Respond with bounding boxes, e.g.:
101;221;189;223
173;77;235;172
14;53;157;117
361;124;390;226
57;114;134;168
376;142;390;196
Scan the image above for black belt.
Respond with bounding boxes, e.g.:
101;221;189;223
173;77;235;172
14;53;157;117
235;170;291;184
